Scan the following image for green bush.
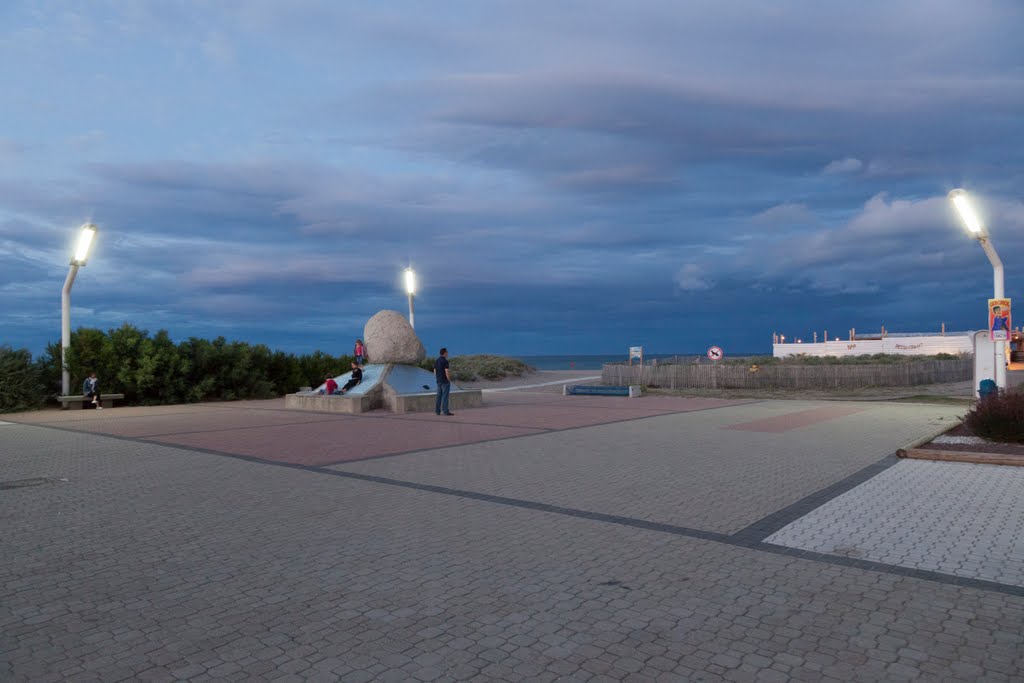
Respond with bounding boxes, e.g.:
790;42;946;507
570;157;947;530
965;389;1024;443
3;325;356;411
0;345;46;413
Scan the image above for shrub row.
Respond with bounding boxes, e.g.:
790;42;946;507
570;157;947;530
0;324;355;412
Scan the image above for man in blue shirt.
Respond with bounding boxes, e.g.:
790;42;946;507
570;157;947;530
434;347;454;416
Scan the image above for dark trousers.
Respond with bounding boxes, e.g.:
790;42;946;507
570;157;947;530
84;391;101;408
341;379;359;392
435;382;451;414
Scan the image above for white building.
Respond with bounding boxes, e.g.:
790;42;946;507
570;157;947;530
773;333;974;358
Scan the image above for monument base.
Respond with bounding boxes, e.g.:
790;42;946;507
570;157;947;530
284;392;380;414
386;388;483;414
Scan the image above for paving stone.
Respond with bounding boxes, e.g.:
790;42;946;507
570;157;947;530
0;404;1020;682
766;460;1024;587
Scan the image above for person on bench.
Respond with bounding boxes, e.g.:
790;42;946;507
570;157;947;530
338;361;363;394
83;371;103;409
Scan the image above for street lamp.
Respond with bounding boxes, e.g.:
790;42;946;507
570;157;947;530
62;223;98;396
948;189;1006;388
404;267;416;329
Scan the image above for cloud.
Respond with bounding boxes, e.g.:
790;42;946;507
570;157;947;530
201;31;236;66
823;157;863;174
752;203;818;226
1;1;1023;355
674;263;712;292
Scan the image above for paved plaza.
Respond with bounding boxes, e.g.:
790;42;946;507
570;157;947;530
1;393;1022;681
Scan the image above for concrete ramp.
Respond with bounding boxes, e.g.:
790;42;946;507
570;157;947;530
309;364;387;396
286;363;481;414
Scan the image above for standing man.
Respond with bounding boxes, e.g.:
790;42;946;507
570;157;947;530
434;347;454;416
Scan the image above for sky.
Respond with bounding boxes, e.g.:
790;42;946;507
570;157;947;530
1;1;1022;358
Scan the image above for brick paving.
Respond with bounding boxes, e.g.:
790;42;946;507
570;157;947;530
331;399;964;534
2;395;1021;681
766;459;1024;588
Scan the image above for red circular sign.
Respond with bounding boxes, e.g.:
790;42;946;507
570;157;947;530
707;346;724;360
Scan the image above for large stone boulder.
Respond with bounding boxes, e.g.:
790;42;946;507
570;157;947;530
363;310;426;364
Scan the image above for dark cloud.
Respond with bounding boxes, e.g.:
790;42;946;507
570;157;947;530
1;1;1022;355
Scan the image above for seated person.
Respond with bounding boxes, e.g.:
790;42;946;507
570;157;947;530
339;361;363;394
318;375;339;395
83;371;102;409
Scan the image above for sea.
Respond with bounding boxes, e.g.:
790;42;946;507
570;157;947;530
512;353;769;371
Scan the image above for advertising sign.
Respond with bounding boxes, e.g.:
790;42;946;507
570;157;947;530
989;298;1011;342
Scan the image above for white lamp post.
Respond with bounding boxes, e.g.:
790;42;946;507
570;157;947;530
404;267;416;329
62;224;98;396
949;189;1006;389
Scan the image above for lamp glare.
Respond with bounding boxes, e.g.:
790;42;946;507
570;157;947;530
949;190;984;236
73;224;97;264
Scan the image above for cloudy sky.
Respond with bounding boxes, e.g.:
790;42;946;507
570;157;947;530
2;1;1022;358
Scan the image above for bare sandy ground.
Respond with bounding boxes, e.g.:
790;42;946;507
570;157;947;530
456;370;600;393
458;369;1024;402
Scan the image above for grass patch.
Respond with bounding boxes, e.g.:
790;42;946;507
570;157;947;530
886;395;975;405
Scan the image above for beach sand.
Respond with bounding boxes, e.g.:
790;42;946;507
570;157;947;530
451;363;1024;401
456;369;600;393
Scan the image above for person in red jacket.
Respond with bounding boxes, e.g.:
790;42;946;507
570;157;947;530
319;375;339;395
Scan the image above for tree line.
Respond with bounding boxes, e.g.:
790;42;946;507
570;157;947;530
0;323;353;413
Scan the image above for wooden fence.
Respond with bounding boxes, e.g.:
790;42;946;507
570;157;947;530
601;359;973;390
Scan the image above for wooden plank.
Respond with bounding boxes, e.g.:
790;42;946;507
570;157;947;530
898;447;1024;467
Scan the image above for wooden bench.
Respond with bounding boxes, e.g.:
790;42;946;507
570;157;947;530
58;394;125;410
563;385;641;398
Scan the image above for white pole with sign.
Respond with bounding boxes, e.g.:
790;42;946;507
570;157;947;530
629;346;643;385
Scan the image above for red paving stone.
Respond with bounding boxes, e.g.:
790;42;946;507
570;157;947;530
17;408;345;438
724;404;868;433
5;394;751;466
150;418;545;466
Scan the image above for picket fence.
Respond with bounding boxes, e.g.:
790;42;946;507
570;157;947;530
601;359;972;390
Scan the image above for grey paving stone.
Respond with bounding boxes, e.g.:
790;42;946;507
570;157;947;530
328;401;964;533
1;410;1020;682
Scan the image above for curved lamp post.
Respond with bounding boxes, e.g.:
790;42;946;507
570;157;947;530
62;224;98;396
404;267;416;329
948;189;1005;388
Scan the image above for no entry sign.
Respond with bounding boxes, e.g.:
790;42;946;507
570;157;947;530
707;346;724;361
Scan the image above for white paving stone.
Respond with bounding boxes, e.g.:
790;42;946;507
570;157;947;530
766;460;1024;587
932;434;1011;446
